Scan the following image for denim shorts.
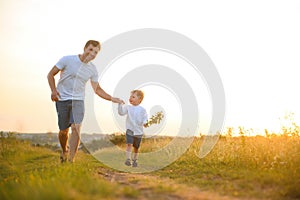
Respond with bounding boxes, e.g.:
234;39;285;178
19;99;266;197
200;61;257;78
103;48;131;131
55;100;84;130
126;129;143;149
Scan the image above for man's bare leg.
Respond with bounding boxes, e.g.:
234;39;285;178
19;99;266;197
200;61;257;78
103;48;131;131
58;128;69;162
69;124;81;162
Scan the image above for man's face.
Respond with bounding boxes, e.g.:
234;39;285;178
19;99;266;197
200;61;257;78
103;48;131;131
83;44;100;62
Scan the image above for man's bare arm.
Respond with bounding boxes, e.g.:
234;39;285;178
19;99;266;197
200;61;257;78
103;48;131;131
47;66;60;101
90;81;124;104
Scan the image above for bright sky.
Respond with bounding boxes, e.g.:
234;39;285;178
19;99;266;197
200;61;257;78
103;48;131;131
0;0;300;135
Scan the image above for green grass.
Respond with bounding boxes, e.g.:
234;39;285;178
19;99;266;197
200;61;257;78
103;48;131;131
85;133;300;199
153;135;300;199
1;132;300;200
0;134;134;200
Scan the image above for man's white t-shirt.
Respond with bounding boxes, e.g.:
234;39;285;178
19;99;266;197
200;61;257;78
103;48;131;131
118;104;148;135
55;55;98;101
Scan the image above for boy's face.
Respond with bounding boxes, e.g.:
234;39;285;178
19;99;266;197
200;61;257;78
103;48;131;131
83;44;100;62
129;92;141;106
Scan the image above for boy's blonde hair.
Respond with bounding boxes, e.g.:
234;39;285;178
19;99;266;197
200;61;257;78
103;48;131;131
131;90;144;103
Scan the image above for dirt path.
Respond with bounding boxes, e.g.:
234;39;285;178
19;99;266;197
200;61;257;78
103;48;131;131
97;168;243;200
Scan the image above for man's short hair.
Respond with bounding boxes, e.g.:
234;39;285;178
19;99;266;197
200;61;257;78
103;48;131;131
84;40;101;49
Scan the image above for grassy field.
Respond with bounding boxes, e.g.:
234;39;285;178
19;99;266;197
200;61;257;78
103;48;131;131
0;132;299;200
154;135;300;199
0;133;122;200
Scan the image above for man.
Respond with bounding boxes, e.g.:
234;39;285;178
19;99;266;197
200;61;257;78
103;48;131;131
47;40;124;163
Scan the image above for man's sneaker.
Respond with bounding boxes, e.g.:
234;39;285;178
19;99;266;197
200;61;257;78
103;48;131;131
132;159;138;167
60;151;68;163
124;159;131;166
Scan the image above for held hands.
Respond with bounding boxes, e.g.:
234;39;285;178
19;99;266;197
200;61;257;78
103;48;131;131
111;97;125;104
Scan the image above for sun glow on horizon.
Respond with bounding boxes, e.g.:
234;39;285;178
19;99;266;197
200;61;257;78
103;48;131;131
0;1;300;136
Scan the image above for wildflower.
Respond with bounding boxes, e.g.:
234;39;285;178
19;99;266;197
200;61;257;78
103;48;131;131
144;111;164;127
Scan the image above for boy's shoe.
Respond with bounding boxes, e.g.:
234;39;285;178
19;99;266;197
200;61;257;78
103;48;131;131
132;159;138;167
60;151;68;163
125;159;131;166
